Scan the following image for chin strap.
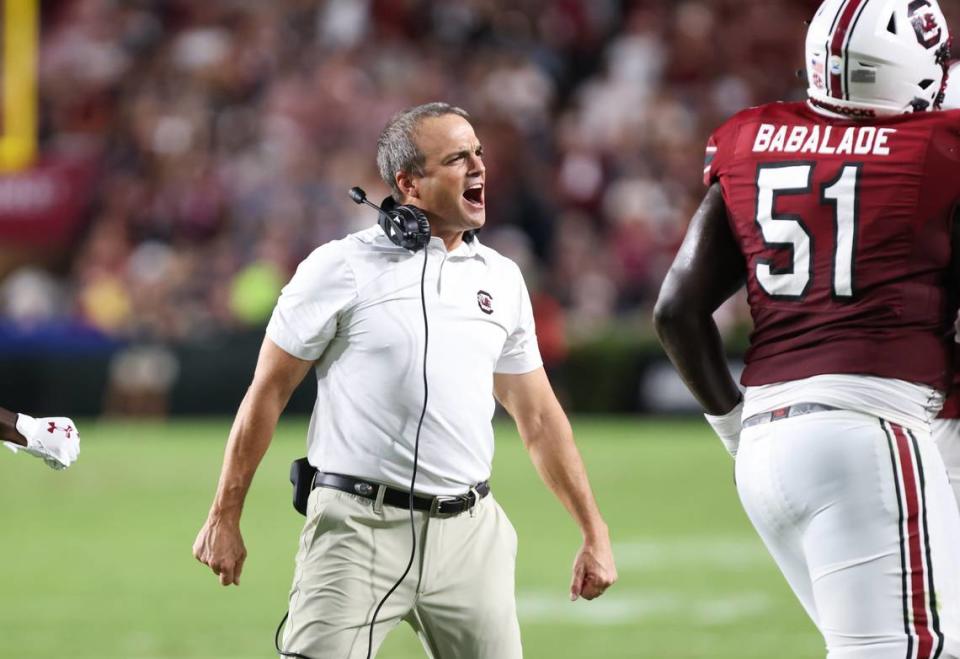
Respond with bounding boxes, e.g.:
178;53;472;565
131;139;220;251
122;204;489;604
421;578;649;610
808;97;879;119
933;39;953;110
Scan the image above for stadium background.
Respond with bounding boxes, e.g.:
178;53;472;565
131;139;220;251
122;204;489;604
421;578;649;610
1;1;958;658
0;0;842;416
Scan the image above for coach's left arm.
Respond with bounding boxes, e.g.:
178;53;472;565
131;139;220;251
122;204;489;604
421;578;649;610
494;368;617;601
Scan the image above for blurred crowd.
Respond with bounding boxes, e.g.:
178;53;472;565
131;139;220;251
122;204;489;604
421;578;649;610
2;0;880;363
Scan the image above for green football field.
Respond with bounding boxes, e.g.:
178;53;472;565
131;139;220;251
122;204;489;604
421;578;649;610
0;417;822;658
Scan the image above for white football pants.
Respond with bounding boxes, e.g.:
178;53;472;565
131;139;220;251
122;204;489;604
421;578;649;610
932;419;960;513
737;410;960;658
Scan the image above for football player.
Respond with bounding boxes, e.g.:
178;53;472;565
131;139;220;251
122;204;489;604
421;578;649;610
655;1;960;656
1;406;80;470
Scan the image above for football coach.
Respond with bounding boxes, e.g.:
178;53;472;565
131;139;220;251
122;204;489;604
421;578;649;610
193;102;616;658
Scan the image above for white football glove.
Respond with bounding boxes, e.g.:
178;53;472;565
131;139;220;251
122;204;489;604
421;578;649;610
3;414;81;470
704;399;743;459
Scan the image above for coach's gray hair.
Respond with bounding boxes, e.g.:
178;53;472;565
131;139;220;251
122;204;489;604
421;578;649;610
377;102;470;201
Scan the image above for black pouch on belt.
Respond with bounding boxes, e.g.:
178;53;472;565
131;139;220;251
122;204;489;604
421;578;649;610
289;457;317;516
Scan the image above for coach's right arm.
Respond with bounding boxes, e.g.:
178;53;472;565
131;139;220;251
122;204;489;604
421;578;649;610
193;337;313;586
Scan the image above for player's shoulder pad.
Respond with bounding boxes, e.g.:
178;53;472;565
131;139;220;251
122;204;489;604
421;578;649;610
934;108;960;124
919;109;960;143
711;102;788;136
704;102;805;186
929;109;960;165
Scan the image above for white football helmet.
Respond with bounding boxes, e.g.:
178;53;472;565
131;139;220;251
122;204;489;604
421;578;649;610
806;0;951;116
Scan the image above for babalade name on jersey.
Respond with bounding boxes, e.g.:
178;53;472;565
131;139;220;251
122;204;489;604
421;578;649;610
752;123;896;156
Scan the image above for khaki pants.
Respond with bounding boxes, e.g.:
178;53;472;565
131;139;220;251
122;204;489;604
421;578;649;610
281;485;523;658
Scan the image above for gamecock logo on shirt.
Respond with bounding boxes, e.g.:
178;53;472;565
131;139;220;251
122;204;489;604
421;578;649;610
477;290;494;315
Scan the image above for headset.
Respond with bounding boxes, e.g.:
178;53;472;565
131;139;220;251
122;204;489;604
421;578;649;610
350;186;433;252
349;186;477;246
275;187;433;659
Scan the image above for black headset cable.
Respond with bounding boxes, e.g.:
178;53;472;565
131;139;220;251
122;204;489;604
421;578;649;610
274;610;309;659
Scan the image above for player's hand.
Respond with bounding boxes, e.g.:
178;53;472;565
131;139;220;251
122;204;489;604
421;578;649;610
569;531;617;601
193;515;247;586
5;414;81;470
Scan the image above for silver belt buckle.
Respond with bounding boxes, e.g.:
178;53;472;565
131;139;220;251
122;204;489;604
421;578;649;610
430;495;462;515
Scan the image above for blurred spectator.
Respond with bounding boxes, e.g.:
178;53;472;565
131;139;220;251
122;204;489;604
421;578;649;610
104;343;180;417
0;267;69;327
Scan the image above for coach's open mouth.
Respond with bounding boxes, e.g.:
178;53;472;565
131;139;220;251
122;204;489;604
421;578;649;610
463;183;484;209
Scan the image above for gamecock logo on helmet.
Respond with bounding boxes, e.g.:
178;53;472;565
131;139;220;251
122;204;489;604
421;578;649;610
909;0;943;49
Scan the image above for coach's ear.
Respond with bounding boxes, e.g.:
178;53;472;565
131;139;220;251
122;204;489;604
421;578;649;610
395;170;420;202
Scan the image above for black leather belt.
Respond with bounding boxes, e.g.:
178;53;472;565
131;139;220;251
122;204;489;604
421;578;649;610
742;402;840;428
312;472;490;515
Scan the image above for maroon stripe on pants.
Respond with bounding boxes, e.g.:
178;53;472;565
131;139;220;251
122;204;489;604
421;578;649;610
891;422;934;658
829;0;864;98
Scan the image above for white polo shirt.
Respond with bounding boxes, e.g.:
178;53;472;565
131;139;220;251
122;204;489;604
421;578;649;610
266;225;543;496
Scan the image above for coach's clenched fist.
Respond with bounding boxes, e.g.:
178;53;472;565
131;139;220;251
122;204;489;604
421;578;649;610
569;531;618;601
193;514;247;587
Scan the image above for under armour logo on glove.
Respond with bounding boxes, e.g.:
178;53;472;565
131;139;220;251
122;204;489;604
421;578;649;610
47;421;76;439
5;414;82;470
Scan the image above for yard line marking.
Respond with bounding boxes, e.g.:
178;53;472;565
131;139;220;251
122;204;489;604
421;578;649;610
612;536;769;571
517;590;772;625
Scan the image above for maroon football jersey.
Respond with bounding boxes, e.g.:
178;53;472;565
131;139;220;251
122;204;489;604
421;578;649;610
705;102;960;388
940;386;960;418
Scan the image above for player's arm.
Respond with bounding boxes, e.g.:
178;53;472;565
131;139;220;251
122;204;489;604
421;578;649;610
193;337;313;586
654;184;747;448
0;407;25;445
494;368;617;601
